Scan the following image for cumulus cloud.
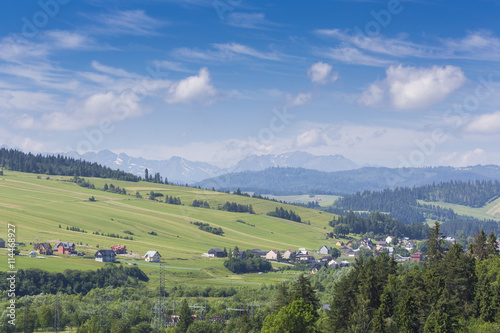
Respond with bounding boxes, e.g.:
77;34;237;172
295;128;326;148
286;92;311;107
166;67;218;104
440;148;487;167
465;111;500;134
359;65;466;110
308;62;338;84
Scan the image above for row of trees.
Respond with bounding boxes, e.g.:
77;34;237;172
190;222;224;236
267;207;302;223
0;148;140;181
329;211;430;239
224;248;272;274
192;199;210;208
0;265;148;297
218;202;255;214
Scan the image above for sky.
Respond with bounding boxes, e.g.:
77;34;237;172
1;0;500;168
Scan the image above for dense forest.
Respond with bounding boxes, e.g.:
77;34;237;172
0;265;148;297
329;211;429;239
330;180;500;224
0;148;139;181
326;224;500;332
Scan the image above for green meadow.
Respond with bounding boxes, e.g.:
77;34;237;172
418;196;500;222
0;171;344;287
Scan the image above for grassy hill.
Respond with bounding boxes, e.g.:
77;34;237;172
417;197;500;222
0;171;341;288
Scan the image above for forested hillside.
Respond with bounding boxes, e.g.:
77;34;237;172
330;180;500;224
0;148;139;181
197;166;500;195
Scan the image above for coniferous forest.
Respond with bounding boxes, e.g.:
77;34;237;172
0;148;139;181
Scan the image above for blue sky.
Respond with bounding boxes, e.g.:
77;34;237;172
1;0;500;168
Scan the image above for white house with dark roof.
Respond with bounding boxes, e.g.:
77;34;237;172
144;251;161;262
95;250;116;262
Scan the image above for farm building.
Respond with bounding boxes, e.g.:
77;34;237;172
144;251;161;262
319;245;332;255
95;250;116;262
33;242;53;255
208;248;225;257
111;245;127;254
54;242;76;255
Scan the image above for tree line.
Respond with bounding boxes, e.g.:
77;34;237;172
327;223;500;332
223;247;272;274
329;211;430;239
0;148;140;181
218;201;255;214
267;207;302;223
0;265;148;297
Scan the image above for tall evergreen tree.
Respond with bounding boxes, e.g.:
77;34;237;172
176;299;193;333
426;221;445;262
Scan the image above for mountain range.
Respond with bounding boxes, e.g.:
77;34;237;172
58;150;361;183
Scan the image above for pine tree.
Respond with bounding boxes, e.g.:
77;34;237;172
472;229;488;260
486;231;498;257
426;221;445;262
176;299;193;333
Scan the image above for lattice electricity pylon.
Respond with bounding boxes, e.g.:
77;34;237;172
189;304;206;321
151;262;168;330
225;301;246;319
81;295;126;333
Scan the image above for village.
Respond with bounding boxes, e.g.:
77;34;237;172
0;233;466;275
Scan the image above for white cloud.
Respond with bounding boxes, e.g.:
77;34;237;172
308;62;338;84
43;30;95;50
286;92;311;107
213;43;279;60
295;128;326;148
359;65;466;110
0;90;59;111
166;67;218;104
439;148;487;167
153;60;190;73
465;111;500;134
0;36;47;63
90;10;165;36
91;61;140;79
226;12;275;29
319;47;390;67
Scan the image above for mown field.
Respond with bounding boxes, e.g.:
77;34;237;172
261;194;342;207
0;171;343;288
418;196;500;222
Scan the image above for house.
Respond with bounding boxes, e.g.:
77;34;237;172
144;251;161;262
208;248;225;257
54;242;76;255
33;242;53;255
377;241;388;249
319;245;332;255
0;238;5;248
297;254;316;263
444;237;456;244
265;250;280;260
410;252;423;262
386;236;394;244
232;249;244;258
95;250;116;262
250;249;267;258
393;254;410;263
405;241;415;251
335;241;344;247
340;246;353;254
359;238;374;248
346;241;353;247
298;248;308;255
111;245;127;254
319;256;334;262
283;249;296;260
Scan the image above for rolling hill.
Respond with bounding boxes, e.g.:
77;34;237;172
0;170;340;286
